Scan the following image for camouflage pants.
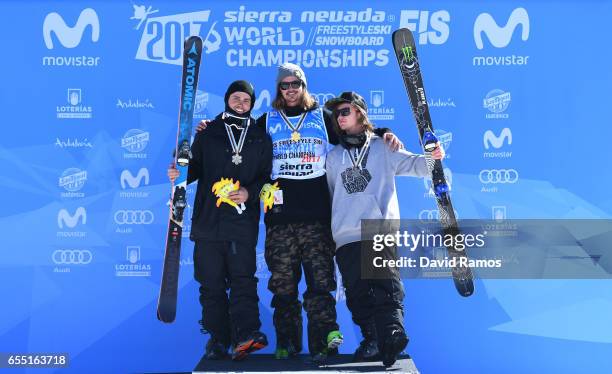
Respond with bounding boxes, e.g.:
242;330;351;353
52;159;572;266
265;221;339;354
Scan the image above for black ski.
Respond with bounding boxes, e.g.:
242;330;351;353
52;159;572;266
157;36;203;322
392;28;474;297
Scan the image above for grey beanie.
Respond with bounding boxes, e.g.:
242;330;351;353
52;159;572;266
276;62;307;87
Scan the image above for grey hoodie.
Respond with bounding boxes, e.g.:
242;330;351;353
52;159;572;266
325;134;429;249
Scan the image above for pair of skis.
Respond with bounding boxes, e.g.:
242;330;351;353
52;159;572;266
157;36;203;323
392;29;475;297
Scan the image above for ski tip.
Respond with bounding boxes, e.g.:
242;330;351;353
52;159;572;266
157;310;176;323
455;280;475;298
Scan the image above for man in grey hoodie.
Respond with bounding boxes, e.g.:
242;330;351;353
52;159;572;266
324;92;445;367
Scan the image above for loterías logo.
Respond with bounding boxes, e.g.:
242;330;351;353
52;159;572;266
43;8;99;49
473;7;529;50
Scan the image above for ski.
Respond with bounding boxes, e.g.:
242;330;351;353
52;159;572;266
391;28;474;297
157;36;203;322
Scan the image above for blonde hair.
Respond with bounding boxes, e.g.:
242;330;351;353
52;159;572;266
272;86;317;111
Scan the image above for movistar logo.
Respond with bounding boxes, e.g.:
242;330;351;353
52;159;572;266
120;168;150;189
57;207;87;228
484;128;512;149
43;8;100;49
474;7;529;49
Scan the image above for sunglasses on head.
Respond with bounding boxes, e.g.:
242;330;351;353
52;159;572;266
279;80;302;90
335;107;352;117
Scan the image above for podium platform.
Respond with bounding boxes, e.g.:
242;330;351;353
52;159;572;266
193;354;419;373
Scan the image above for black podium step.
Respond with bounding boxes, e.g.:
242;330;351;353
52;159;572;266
193;353;419;373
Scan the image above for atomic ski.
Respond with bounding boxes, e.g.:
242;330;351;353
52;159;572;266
391;28;474;297
157;35;203;322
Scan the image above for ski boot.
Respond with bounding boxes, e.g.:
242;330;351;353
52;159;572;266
353;324;380;362
232;331;268;361
382;329;408;368
205;337;228;360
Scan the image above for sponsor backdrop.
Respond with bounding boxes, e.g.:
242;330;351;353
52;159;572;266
1;1;611;373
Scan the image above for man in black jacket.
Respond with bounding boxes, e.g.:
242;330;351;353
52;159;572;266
168;80;271;361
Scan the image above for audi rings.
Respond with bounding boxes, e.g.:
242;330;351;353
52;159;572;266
114;210;154;224
311;93;335;104
52;249;92;264
419;209;458;222
479;169;518;184
419;210;440;220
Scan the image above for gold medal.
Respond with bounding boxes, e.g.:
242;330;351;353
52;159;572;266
291;131;301;142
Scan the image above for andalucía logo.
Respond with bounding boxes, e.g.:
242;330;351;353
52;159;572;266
116;98;155;109
57;88;93;119
55;137;93;149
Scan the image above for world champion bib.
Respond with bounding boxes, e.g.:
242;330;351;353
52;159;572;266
266;108;330;180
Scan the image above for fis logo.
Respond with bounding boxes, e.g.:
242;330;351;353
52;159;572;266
399;10;450;45
57;207;87;228
474;8;529;49
484;128;512;149
134;10;220;65
120;168;150;189
43;8;100;49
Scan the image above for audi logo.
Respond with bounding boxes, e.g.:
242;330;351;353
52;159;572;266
419;210;440;220
311;93;335;104
479;169;518;184
419;209;459;222
52;250;92;265
114;210;154;225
